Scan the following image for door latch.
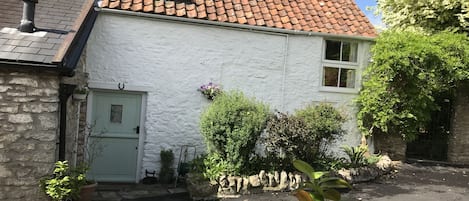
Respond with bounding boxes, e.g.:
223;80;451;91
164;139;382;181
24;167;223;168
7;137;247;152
135;126;140;134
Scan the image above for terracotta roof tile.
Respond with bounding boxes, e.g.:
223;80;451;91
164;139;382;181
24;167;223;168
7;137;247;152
101;0;377;37
247;17;256;25
121;2;131;10
208;13;217;20
218;14;228;21
217;6;226;14
257;19;266;26
187;9;197;17
207;6;216;13
215;0;224;7
155;5;165;13
102;0;110;7
177;8;186;16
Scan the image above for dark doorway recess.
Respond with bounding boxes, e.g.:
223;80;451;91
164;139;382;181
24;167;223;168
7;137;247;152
406;92;453;161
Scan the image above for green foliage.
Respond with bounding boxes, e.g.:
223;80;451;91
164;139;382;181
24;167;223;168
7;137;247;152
293;159;351;201
366;155;382;166
202;153;231;182
159;149;174;184
245;154;295;174
342;145;368;168
264;104;345;164
311;154;347;171
295;103;346;143
377;0;469;33
200;90;269;175
357;30;469;141
264;112;312;162
40;161;88;201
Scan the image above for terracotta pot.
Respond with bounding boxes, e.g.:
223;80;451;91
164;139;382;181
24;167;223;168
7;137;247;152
78;182;98;201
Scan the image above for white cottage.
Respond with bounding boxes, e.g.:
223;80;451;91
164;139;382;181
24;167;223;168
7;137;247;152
83;0;377;182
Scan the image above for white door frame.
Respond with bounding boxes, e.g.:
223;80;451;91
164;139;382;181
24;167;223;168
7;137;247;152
86;83;147;183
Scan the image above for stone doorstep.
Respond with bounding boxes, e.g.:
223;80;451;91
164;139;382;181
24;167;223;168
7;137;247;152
93;183;188;200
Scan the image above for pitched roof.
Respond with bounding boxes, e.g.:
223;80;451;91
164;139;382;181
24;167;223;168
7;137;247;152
0;0;95;65
100;0;377;37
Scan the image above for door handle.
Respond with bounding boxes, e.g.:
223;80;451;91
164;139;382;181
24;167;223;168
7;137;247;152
135;126;140;134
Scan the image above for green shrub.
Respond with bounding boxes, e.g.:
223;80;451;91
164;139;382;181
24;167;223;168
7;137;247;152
200;90;270;175
40;161;87;201
295;103;345;143
342;145;367;168
342;145;382;168
159;149;174;184
263;112;313;162
264;104;345;165
357;30;469;141
245;154;295;174
203;153;232;181
310;154;346;171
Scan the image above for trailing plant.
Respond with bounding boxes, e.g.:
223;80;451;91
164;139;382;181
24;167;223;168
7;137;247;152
200;90;269;175
357;30;469;141
293;159;351;201
40;161;88;201
264;104;345;165
159;149;175;184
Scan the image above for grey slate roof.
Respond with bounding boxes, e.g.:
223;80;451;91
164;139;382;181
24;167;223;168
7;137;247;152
0;0;88;64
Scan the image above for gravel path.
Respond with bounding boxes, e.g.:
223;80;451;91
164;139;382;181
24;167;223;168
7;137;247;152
220;163;469;201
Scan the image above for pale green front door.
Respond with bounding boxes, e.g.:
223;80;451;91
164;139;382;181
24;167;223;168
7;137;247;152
88;91;142;182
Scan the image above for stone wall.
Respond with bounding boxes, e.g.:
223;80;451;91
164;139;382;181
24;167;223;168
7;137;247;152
0;68;60;201
448;83;469;164
373;133;406;161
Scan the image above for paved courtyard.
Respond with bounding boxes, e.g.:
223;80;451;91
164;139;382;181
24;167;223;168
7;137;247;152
93;162;469;201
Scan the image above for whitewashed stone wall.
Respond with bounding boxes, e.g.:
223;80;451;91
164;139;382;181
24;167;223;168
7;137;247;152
0;69;59;201
86;13;373;179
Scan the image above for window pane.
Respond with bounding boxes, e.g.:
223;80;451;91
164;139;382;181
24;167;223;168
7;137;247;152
323;67;339;87
325;40;341;61
342;42;358;62
339;69;356;88
110;104;123;123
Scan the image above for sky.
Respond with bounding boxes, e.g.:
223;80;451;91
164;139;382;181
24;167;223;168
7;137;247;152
355;0;384;27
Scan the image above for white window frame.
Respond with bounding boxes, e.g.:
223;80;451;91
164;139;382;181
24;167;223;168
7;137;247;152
320;39;361;93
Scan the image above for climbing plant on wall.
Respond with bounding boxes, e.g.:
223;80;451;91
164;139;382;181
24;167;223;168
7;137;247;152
356;30;469;141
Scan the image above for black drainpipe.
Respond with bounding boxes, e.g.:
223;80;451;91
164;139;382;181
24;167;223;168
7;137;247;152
18;0;38;33
58;84;76;161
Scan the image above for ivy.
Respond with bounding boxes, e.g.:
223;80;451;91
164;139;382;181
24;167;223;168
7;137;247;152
357;30;469;141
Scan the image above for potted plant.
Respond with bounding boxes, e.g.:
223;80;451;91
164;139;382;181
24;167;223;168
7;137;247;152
40;161;97;201
73;86;88;101
159;149;175;184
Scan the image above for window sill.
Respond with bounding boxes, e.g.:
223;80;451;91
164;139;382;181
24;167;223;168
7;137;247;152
319;86;359;94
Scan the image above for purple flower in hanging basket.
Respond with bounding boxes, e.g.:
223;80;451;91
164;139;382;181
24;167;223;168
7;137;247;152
198;82;222;100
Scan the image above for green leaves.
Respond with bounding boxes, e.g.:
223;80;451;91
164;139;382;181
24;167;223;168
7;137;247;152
200;90;269;176
293;159;351;201
377;0;469;33
357;30;469;141
40;161;88;201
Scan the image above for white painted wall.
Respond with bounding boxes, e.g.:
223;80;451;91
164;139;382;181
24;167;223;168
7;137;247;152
86;13;373;179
